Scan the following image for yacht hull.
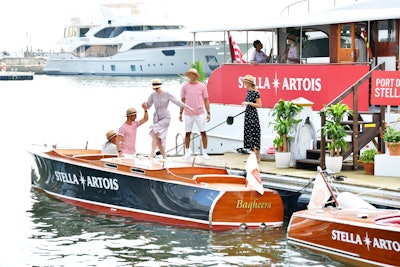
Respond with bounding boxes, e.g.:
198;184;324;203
44;46;228;76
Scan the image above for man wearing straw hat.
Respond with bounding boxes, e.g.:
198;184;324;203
180;68;211;159
102;129;119;154
116;105;148;158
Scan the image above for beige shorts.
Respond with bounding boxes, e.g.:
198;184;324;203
184;113;207;132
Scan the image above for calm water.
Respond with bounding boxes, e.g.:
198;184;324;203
0;75;349;266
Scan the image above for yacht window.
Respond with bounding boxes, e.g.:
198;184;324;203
130;65;136;72
79;28;90;37
378;20;396;42
64;27;78;37
130;41;188;50
126;26;145;31
74;45;118;57
146;25;183;30
205;55;219;70
111;65;116;72
94;25;185;38
340;24;352;48
162;50;175;56
95;27;116;38
303;32;330;58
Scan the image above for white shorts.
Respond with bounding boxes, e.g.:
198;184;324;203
184;114;207;132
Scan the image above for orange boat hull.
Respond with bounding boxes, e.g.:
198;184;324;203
287;209;400;266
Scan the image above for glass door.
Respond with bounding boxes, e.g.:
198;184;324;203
338;23;356;62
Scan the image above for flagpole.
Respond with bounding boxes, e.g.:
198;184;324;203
317;167;339;206
227;31;236;63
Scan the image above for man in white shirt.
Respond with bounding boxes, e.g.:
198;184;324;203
102;129;118;154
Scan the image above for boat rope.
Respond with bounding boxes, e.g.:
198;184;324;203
162;110;245;155
277;177;316;197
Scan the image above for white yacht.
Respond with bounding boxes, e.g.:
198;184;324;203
44;4;236;76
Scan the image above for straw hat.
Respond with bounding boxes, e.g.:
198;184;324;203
152;79;162;89
287;34;296;42
126;108;137;116
184;68;200;78
106;130;116;141
243;74;255;85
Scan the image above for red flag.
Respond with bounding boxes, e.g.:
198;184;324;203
228;31;246;63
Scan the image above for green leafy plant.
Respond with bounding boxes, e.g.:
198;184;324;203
383;125;400;148
191;60;207;82
269;99;303;152
319;102;353;157
359;148;377;163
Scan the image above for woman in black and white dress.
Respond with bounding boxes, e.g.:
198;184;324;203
241;74;262;162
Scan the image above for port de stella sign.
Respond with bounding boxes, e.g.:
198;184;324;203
371;71;400;106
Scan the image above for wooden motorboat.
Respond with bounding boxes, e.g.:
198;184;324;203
287;168;400;267
28;147;284;231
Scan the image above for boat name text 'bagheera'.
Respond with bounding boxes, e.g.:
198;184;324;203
236;199;272;213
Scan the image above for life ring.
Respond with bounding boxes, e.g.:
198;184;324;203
1;64;6;72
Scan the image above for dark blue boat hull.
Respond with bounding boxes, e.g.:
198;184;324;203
30;153;220;226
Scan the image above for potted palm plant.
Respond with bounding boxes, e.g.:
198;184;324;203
320;102;353;172
359;147;378;175
269;99;303;168
383;124;400;156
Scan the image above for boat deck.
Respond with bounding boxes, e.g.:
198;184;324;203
166;152;400;209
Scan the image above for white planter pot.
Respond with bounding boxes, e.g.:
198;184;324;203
325;155;343;173
275;152;291;168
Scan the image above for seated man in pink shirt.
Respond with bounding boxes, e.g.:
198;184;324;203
116;105;148;158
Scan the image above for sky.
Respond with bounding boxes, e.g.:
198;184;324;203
1;0;358;56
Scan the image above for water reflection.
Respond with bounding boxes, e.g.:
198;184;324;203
26;191;348;267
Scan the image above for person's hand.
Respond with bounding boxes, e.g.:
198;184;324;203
242;101;248;107
142;102;147;110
